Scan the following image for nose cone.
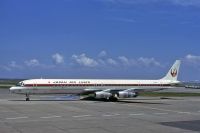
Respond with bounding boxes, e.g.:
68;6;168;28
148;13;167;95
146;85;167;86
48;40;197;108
9;87;18;93
9;87;14;93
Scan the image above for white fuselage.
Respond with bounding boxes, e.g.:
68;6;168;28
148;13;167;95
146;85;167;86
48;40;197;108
10;79;180;95
9;60;182;101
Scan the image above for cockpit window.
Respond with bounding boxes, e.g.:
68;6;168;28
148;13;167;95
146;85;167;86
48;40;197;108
16;82;21;86
16;82;24;86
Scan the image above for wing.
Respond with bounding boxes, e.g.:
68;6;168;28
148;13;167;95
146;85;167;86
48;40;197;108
83;87;163;99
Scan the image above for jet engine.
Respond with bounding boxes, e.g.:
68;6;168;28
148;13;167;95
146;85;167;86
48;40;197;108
95;91;112;99
118;91;138;98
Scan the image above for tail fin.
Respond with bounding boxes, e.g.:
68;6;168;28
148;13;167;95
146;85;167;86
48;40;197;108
161;60;181;81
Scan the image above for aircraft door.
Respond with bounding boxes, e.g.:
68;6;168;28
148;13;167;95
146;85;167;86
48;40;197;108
33;82;37;89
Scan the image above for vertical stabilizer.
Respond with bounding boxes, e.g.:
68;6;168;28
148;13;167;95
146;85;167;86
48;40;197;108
161;60;181;81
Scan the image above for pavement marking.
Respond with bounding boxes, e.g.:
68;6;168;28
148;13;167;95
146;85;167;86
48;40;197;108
125;104;197;115
40;115;62;119
129;113;144;116
6;116;28;120
3;111;197;121
153;113;168;115
102;113;120;117
177;112;192;114
72;115;92;118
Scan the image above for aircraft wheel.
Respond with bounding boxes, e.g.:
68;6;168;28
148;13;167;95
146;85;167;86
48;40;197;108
109;97;118;102
26;97;30;101
25;94;30;101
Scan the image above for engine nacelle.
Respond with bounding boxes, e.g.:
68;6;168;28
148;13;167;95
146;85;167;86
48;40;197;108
95;91;112;99
118;91;138;98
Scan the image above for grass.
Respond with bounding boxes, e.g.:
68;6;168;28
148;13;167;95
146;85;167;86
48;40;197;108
0;84;14;89
0;79;22;89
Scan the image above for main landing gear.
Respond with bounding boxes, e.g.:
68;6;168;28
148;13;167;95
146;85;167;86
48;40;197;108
26;94;30;101
108;96;118;102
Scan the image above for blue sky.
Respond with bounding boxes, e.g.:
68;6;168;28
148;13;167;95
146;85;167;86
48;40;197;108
1;0;200;80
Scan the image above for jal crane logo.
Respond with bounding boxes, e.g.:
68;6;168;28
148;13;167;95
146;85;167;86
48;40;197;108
171;68;177;77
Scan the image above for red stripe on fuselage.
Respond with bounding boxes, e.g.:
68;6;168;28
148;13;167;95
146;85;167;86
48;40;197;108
24;84;171;87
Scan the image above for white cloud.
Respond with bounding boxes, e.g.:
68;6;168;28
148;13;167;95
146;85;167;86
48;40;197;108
107;58;118;66
72;53;98;67
25;59;40;67
98;50;107;57
98;59;106;65
0;61;23;71
118;56;131;66
100;0;200;7
186;54;200;61
0;65;11;71
118;56;161;67
52;53;64;64
9;61;23;69
171;0;200;6
138;57;161;67
98;0;150;4
71;52;162;68
185;54;200;65
111;17;136;23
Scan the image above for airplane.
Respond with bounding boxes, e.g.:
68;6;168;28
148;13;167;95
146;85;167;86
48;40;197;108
10;60;181;101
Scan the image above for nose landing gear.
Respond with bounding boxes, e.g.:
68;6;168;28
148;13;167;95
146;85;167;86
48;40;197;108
25;94;30;101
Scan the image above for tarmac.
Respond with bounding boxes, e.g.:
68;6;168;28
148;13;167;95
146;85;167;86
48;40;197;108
1;88;200;133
